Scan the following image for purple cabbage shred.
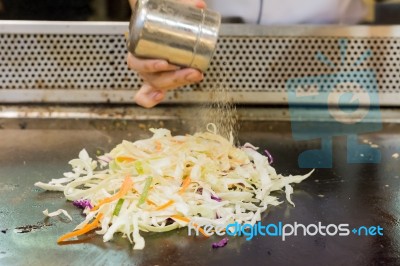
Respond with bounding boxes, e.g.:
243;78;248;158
264;149;274;164
212;237;229;249
73;199;93;210
211;194;222;202
97;155;112;164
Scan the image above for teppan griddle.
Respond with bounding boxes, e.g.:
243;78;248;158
0;106;399;266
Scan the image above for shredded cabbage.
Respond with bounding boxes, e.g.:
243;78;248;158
43;209;72;221
35;124;313;249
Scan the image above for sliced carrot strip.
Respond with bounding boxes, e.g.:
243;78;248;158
146;199;157;206
155;140;162;151
57;213;104;243
170;215;209;237
196;226;209;237
171;139;185;144
116;156;136;163
155;199;175;211
230;158;245;165
178;177;191;195
91;176;133;211
170;215;190;223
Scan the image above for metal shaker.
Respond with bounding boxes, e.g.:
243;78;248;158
127;0;221;72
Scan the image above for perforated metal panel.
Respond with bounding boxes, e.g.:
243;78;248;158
0;34;137;90
0;22;399;105
201;37;400;94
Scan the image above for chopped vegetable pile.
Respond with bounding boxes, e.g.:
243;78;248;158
35;124;313;250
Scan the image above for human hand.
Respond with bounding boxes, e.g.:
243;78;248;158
127;0;207;108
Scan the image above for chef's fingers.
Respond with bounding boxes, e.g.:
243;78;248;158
127;53;180;73
140;68;203;90
134;84;167;108
134;68;203;108
128;0;136;8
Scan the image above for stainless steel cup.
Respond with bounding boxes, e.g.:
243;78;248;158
127;0;221;72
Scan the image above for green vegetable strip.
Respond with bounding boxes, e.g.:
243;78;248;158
109;160;121;172
113;198;125;216
135;161;144;175
137;176;153;207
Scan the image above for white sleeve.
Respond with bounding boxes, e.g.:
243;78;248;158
205;0;261;24
205;0;367;24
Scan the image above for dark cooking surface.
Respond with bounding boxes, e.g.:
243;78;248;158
0;116;399;266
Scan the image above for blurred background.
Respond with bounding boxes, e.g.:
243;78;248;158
0;0;130;21
0;0;399;24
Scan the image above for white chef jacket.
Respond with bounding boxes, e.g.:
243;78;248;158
205;0;368;24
